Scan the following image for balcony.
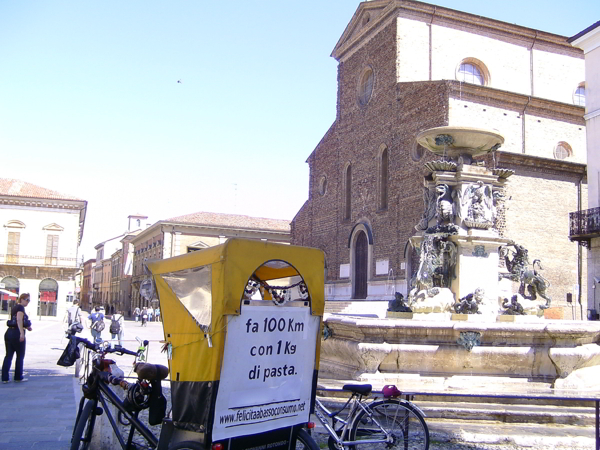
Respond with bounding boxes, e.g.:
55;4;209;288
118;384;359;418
569;207;600;247
0;254;77;268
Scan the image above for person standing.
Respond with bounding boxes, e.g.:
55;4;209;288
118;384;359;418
88;306;105;342
109;311;124;346
147;308;153;322
64;300;84;335
2;293;32;383
133;306;141;323
155;307;160;322
141;307;148;326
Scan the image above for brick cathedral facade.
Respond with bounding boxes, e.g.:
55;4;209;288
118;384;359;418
291;0;587;317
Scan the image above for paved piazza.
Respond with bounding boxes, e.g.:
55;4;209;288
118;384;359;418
0;315;595;449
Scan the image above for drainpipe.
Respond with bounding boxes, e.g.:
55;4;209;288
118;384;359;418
428;7;436;81
578;174;584;320
530;32;537;97
521;97;531;154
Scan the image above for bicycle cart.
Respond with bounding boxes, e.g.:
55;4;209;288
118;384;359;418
148;238;325;450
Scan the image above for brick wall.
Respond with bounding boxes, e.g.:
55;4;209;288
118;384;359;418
293;5;587;308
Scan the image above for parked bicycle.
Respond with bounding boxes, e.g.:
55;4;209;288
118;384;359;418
67;336;170;450
312;383;429;450
63;336;318;450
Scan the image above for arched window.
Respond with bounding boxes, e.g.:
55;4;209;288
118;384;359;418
554;141;573;160
344;164;352;220
378;145;388;210
358;67;374;106
574;84;585;107
456;59;489;86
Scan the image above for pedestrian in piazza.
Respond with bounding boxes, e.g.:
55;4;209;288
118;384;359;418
154;307;160;322
109;310;125;346
147;307;153;322
64;300;84;335
2;293;32;383
88;306;105;342
141;307;148;326
133;306;141;323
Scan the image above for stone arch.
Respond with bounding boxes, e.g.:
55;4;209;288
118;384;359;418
1;276;19;314
39;277;59;317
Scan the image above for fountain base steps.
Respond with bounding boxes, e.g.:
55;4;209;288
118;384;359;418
314;389;597;448
316;388;595;425
309;418;595;449
324;300;389;318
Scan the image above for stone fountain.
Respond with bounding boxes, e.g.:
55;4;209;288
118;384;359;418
320;126;600;391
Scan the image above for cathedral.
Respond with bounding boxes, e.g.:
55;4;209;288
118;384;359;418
291;0;586;317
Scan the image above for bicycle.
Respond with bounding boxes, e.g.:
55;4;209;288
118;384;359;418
65;336;318;450
68;336;169;450
311;383;429;450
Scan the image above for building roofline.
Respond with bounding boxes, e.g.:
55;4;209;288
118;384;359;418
568;21;600;43
333;0;583;61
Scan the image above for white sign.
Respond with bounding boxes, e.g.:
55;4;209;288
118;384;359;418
375;259;389;276
212;305;320;441
339;264;350;278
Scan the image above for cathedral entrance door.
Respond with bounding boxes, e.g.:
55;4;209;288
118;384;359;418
354;231;368;299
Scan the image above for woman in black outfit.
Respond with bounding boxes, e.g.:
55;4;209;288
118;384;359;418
2;293;32;383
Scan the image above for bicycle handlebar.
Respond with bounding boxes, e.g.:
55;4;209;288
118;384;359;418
71;336;138;356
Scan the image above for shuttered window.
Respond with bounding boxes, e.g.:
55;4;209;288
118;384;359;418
7;232;20;263
45;235;59;265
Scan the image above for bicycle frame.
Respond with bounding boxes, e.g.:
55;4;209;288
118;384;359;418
72;339;164;450
77;379;160;450
313;394;394;448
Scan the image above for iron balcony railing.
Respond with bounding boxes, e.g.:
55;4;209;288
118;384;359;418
569;207;600;241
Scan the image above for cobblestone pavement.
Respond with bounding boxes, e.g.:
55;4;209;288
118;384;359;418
0;316;595;449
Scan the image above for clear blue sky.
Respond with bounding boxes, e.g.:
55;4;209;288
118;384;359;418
0;1;598;261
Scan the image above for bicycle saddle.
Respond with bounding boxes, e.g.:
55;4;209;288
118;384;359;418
134;363;169;381
342;384;372;396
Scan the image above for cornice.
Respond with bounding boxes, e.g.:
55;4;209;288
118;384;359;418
446;81;585;123
0;195;86;210
495;151;587;177
333;0;582;61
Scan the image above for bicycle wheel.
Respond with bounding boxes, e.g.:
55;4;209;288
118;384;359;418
295;428;320;450
349;399;429;450
71;400;97;450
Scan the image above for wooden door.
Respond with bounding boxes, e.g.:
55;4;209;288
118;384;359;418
355;231;368;299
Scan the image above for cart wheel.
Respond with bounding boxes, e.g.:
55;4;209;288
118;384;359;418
167;441;204;450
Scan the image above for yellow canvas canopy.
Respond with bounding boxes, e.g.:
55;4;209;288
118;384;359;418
147;238;324;435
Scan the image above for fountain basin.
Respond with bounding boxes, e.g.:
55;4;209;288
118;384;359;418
416;126;504;160
320;315;600;390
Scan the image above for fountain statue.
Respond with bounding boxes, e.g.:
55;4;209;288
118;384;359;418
320;126;600;392
407;126;550;315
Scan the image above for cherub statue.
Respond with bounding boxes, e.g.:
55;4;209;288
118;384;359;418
454;288;484;314
388;292;412;312
502;295;525;315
